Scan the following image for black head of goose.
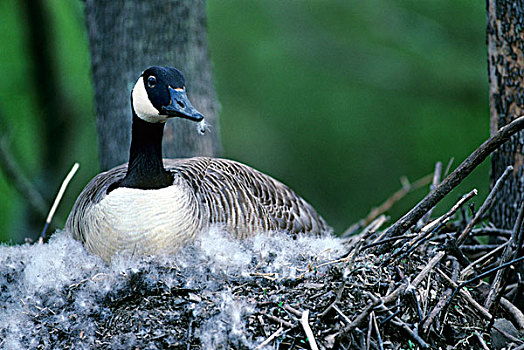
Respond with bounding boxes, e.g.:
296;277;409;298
66;66;331;262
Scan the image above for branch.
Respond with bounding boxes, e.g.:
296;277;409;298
456;165;513;245
39;163;80;243
342;173;433;237
255;327;283;349
384;115;524;238
300;310;319;350
485;202;524;311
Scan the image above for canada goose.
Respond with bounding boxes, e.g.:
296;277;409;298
66;66;330;262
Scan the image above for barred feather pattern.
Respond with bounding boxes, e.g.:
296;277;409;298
66;157;331;261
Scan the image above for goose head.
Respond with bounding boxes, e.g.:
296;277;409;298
115;66;204;190
131;66;204;124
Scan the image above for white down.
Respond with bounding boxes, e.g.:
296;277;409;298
81;181;202;261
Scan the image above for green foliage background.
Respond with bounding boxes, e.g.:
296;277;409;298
0;0;488;242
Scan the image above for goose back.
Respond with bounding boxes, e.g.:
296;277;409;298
172;157;330;238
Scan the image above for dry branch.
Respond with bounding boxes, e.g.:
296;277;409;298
456;165;513;245
485;202;524;312
385;115;524;239
300;310;319;350
420;161;443;225
384;190;476;265
39;162;79;243
256;327;283;349
500;297;524;331
342;173;432;237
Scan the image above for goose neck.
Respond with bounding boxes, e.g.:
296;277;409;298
119;114;173;189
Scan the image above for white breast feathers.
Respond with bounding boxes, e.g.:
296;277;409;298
81;181;202;262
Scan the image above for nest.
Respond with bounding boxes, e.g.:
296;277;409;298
3;186;524;349
2;117;524;349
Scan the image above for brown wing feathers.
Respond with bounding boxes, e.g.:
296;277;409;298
165;157;329;236
68;157;329;244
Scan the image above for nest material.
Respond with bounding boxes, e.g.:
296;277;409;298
5;200;524;349
87;220;524;349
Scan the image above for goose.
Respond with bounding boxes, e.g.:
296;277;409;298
66;66;331;262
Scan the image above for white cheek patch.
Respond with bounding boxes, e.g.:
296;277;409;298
132;77;164;123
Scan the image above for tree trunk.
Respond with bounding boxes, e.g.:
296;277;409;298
85;0;220;171
487;0;524;230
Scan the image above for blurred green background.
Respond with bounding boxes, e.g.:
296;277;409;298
0;0;488;243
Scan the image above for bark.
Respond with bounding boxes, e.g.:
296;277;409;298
85;0;220;171
487;0;524;230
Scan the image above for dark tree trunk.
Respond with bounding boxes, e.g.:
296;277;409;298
487;0;524;230
85;0;220;171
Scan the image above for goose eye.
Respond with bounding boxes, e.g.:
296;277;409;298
147;75;157;88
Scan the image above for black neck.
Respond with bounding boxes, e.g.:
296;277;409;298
117;113;173;189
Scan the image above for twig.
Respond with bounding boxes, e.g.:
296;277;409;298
422;258;459;333
456;165;513;245
422;287;453;333
39;162;80;243
314;257;351;270
492;324;524;345
341;251;445;335
514;203;524;261
460;244;505;252
366;292;429;349
384;115;524;238
471;227;512;237
444;256;524;316
265;314;295;329
366;312;373;350
365;215;389;242
474;331;490;350
341;215;387;253
412;251;446;287
283;304;302;318
500;297;524;331
371;311;384;350
387;191;476;264
332;304;352;325
342;302;379;334
0;137;47;219
444;158;454;177
342;173;432;237
437;268;492;321
256;326;283;349
422;189;477;238
257;315;269;338
472;227;512;237
362;233;417;250
460;241;508;280
300;310;319;350
485;202;524;311
420;161;443;225
320;282;346;318
390;318;428;348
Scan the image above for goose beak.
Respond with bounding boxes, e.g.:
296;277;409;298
160;86;204;122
